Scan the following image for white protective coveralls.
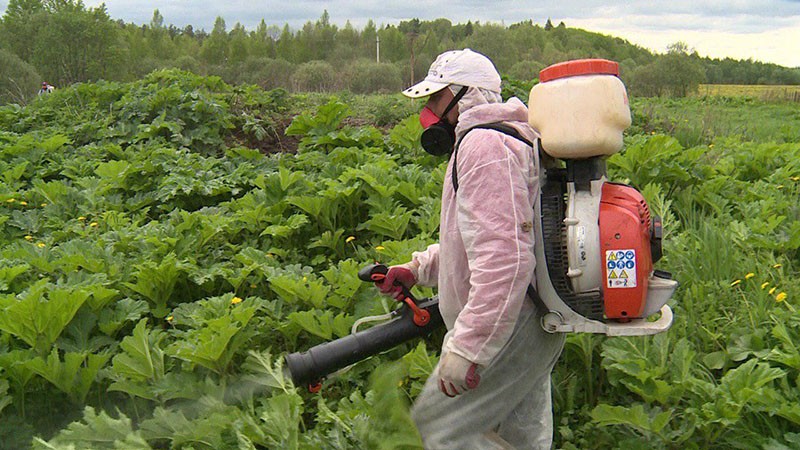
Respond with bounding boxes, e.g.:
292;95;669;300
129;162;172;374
409;86;566;449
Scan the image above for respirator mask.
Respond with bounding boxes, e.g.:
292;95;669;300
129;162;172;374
419;86;468;156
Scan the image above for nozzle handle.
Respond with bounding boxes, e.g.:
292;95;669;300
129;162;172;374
357;263;388;282
358;262;427;325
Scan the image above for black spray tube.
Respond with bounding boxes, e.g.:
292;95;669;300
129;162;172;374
285;297;443;387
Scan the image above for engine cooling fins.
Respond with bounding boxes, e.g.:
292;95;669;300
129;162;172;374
540;168;605;321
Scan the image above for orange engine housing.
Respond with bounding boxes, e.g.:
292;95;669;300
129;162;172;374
599;183;654;319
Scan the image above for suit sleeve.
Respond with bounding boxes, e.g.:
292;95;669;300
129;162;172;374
410;243;440;287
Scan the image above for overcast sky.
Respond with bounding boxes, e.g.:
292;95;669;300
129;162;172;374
2;0;799;68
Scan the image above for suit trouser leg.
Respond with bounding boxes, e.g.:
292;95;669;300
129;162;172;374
412;306;565;450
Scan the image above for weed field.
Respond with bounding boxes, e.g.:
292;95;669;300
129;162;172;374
1;70;800;449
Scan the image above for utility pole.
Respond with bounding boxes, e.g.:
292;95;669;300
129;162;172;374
377;35;380;63
407;31;419;86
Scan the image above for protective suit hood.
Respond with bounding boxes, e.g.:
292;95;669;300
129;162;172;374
455;90;538;146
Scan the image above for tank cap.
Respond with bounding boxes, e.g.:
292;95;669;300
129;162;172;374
539;59;619;83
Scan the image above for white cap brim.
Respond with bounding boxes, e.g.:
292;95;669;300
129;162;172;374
402;79;449;98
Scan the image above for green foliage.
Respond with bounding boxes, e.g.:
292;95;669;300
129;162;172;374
1;71;799;449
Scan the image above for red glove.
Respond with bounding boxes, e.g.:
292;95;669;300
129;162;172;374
376;264;417;301
437;352;481;397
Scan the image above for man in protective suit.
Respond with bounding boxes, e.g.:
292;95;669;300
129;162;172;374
377;49;565;449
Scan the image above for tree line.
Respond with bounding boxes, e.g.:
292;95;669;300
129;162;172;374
1;0;799;104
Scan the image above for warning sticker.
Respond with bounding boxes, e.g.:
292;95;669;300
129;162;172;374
606;249;637;288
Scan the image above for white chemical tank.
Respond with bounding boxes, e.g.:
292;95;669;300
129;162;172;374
529;59;631;159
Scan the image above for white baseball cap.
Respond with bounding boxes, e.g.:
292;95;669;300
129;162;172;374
402;48;502;98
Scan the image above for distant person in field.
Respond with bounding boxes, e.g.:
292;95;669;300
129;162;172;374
376;48;564;449
38;82;54;95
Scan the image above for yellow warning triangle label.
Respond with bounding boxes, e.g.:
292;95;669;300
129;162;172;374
620;270;628;279
609;253;617;261
609;270;618;279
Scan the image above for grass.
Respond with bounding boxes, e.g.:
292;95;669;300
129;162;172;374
697;84;800;102
629;96;800;147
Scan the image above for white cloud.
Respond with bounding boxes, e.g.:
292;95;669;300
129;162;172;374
568;15;800;67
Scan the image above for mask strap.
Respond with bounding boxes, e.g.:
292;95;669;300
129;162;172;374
440;86;468;119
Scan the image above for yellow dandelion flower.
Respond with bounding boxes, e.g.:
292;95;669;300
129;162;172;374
375;246;385;251
745;273;755;280
41;203;47;207
773;264;782;269
231;296;243;305
166;315;174;322
709;144;715;148
89;222;98;227
792;176;800;182
6;199;15;203
761;282;770;289
36;242;45;248
769;287;777;295
19;201;27;206
346;236;356;243
731;279;742;287
302;276;308;283
24;235;33;241
78;216;86;221
775;292;788;302
777;185;784;189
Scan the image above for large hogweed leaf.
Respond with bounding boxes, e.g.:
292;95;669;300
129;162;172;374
0;263;29;292
27;349;110;403
286;101;350;139
287;309;353;340
33;406;151;450
0;377;11;414
107;319;165;400
0;281;90;354
166;295;258;374
602;334;697;405
237;351;304;449
124;252;187;318
138;403;232;450
359;207;413;241
591;403;675;443
267;267;331;308
768;321;800;370
320;259;364;310
97;298;149;336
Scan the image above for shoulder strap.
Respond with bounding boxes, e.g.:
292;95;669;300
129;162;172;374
451;122;534;193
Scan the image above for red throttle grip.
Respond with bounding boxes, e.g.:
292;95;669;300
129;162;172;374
359;263;428;326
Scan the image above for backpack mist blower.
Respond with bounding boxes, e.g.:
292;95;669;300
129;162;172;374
285;59;677;389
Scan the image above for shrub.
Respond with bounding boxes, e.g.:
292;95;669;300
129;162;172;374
231;57;296;90
507;59;545;83
291;60;338;92
175;55;201;74
344;59;404;94
0;49;42;105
